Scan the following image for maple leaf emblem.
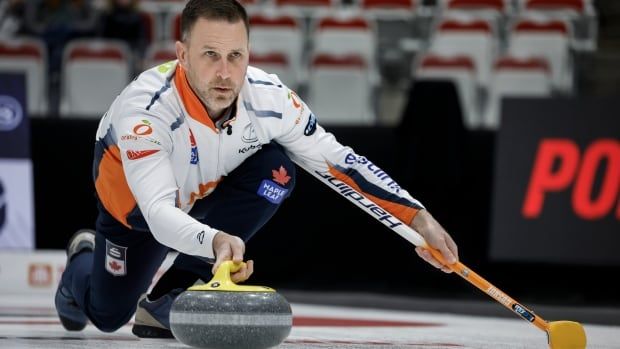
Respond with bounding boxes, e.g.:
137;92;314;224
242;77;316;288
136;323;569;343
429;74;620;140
109;260;122;271
272;166;291;186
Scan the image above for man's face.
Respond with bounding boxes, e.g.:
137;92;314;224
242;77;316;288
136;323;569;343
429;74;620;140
177;18;249;118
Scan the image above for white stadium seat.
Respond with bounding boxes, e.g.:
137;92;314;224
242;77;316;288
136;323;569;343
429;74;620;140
429;17;498;87
415;53;481;129
307;53;375;125
143;41;177;70
507;18;572;92
60;39;131;118
483;55;552;129
249;13;305;88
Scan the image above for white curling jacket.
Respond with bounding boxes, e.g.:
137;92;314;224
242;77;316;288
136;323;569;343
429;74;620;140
93;61;424;260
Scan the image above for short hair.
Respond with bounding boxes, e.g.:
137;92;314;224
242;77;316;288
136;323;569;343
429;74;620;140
180;0;250;42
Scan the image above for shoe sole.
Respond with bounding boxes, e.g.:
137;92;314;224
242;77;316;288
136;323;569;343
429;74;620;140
55;286;88;331
56;229;95;331
132;324;174;338
59;315;88;331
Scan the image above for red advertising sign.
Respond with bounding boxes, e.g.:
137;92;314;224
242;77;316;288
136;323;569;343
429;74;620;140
490;98;620;265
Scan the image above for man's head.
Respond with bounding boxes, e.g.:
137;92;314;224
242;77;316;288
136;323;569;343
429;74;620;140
176;0;250;119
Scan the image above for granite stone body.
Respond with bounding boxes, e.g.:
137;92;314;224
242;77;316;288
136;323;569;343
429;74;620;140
170;290;292;349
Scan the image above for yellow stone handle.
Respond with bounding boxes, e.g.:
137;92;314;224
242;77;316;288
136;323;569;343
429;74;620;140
187;261;275;292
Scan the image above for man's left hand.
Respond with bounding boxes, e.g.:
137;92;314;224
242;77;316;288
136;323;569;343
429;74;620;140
411;209;459;273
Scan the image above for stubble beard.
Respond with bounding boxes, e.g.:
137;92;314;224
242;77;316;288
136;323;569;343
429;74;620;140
203;84;238;112
186;67;239;117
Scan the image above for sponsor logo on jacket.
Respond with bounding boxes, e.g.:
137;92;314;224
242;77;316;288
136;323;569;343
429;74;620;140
258;180;288;204
315;171;403;229
189;129;199;164
304;113;317;136
132;120;153;136
238;143;262;154
126;149;160;160
272;166;291;186
242;123;258;143
344;153;401;192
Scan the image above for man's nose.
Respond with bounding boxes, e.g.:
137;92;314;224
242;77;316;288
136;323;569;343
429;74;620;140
216;60;231;80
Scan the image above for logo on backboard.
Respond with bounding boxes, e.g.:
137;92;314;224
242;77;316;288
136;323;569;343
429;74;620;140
0;95;23;131
28;263;53;287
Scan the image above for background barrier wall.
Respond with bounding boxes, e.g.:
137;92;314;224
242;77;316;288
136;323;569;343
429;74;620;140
0;250;176;296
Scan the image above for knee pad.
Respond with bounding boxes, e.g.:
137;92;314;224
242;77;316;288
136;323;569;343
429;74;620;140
91;308;135;333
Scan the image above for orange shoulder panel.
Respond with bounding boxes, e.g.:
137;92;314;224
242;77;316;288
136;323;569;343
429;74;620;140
94;145;136;228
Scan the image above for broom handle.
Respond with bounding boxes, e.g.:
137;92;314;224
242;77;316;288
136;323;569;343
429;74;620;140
425;248;549;331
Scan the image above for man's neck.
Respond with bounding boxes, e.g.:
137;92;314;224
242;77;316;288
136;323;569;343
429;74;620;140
207;107;225;121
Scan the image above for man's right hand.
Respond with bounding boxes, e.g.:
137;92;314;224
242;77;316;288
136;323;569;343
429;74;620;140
211;231;254;283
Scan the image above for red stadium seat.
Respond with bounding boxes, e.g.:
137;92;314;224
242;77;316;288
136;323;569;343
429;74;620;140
360;0;416;21
249;52;294;87
307;53;375;125
311;13;378;84
361;0;415;11
415;53;480;129
429;17;497;87
483;55;552;128
446;0;507;11
144;41;177;70
441;0;511;20
276;0;333;6
508;18;572;91
274;0;336;19
249;13;304;88
524;0;585;13
518;0;596;51
0;37;48;116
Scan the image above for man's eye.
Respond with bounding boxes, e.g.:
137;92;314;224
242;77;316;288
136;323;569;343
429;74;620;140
205;51;217;57
230;52;241;59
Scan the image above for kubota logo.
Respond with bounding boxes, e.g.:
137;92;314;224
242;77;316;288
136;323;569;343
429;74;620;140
522;138;620;220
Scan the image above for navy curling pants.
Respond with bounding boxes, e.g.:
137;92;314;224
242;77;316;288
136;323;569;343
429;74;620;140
61;143;295;332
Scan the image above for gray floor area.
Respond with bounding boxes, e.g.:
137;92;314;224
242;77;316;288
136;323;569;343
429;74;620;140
0;291;618;349
281;289;620;326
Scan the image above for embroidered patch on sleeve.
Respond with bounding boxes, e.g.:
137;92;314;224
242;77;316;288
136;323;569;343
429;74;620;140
257;180;289;204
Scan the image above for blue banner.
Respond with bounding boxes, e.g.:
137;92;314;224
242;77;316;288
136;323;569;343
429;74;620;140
0;73;30;158
0;72;34;249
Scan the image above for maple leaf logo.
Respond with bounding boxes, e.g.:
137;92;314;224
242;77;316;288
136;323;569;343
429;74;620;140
272;166;291;186
109;260;122;271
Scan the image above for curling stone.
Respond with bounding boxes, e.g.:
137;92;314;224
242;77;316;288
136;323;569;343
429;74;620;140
169;261;292;349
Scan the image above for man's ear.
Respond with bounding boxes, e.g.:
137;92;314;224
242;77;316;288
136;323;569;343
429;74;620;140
175;41;187;69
